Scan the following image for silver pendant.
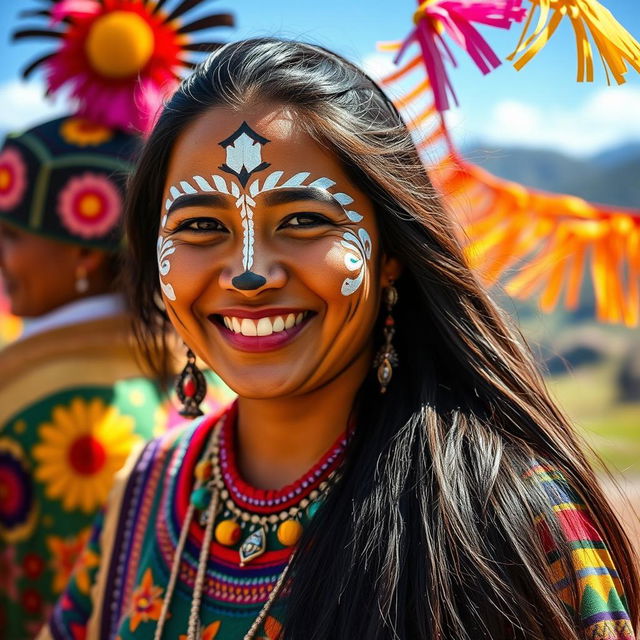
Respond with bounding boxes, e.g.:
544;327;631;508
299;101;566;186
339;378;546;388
239;526;266;566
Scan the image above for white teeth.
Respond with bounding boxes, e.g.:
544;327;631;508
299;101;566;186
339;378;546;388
240;318;257;336
256;317;273;336
222;312;309;336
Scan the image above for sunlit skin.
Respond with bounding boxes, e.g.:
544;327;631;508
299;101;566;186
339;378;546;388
0;220;113;317
162;105;402;489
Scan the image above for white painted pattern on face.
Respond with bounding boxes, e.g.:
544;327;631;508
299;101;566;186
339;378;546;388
164;168;373;296
157;234;176;301
164;119;372;297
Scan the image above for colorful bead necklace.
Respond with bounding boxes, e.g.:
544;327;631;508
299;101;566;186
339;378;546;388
154;412;347;639
192;416;344;566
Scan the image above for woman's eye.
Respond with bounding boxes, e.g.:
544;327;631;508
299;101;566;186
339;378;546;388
281;213;332;228
176;218;227;233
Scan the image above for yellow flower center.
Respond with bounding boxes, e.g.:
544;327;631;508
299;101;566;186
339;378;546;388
85;11;155;79
78;193;103;218
0;167;12;191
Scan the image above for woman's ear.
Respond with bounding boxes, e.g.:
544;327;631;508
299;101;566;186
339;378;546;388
77;247;109;275
379;254;403;287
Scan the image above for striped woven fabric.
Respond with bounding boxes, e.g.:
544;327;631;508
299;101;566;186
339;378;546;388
527;464;636;640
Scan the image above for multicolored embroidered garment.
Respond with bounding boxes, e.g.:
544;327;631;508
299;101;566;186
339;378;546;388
38;404;635;640
0;315;232;639
526;464;636;640
39;403;345;639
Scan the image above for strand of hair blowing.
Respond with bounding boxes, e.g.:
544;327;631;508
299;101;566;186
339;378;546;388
123;38;639;640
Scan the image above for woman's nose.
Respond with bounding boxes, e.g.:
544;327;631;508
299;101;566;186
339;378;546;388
231;270;267;290
219;255;288;297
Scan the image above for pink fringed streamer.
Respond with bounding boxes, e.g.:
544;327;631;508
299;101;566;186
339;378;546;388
395;0;526;112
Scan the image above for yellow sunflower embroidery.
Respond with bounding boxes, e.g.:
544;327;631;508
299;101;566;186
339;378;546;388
33;397;140;513
60;117;113;147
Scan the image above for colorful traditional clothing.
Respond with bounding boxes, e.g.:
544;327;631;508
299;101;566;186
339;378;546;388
528;464;636;639
0;303;232;638
38;404;634;640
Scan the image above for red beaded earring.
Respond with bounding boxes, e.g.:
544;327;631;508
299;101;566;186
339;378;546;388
374;284;399;393
176;348;206;418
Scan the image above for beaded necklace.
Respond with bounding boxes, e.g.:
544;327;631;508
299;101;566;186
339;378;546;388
154;412;347;639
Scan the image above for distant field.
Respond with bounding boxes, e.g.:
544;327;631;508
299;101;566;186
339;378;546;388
547;360;640;474
547;359;640;545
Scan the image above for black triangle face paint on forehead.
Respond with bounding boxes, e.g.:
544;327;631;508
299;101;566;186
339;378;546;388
218;122;271;187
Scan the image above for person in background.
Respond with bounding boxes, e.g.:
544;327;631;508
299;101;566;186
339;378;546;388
0;0;234;636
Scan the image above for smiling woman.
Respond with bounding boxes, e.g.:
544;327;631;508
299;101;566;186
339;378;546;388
39;39;639;640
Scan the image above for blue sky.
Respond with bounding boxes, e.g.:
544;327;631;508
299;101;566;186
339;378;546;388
0;0;639;156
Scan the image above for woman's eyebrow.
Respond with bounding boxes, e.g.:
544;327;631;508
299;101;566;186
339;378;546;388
166;193;232;217
262;187;344;212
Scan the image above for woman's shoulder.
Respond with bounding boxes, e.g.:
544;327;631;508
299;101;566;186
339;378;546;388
524;460;635;639
523;461;610;547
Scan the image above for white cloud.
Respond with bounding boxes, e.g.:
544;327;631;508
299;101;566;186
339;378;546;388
359;52;397;81
478;86;640;156
0;81;68;132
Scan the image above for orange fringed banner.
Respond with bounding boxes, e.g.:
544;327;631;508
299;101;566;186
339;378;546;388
378;64;640;327
377;0;640;326
432;154;640;326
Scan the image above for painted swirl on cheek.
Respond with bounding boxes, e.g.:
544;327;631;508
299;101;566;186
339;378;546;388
157;228;176;301
340;228;372;296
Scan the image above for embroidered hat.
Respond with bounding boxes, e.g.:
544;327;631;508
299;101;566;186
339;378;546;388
0;0;234;251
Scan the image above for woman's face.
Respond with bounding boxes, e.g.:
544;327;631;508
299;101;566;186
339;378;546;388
0;222;81;317
160;105;399;398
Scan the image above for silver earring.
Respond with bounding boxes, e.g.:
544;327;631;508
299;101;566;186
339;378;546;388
374;284;399;393
75;266;89;294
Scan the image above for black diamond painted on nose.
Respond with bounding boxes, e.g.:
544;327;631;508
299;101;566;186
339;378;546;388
231;271;267;290
219;122;270;187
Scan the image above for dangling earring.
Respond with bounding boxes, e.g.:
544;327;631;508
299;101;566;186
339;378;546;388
374;283;399;393
176;348;206;418
75;266;89;294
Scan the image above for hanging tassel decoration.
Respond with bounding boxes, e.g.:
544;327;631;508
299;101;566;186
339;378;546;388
391;0;526;112
508;0;640;84
377;0;640;325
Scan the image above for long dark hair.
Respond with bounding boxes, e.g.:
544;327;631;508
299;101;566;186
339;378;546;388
125;38;638;639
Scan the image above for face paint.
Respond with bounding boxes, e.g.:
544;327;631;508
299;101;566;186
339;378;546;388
160;107;397;401
163;123;373;298
157;214;176;301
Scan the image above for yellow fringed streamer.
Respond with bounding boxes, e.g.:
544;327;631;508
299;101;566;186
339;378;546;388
509;0;640;84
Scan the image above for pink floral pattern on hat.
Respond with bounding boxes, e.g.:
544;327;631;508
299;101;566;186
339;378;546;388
57;173;121;238
0;148;27;210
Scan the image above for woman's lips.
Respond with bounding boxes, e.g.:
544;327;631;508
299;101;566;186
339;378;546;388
209;310;314;352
